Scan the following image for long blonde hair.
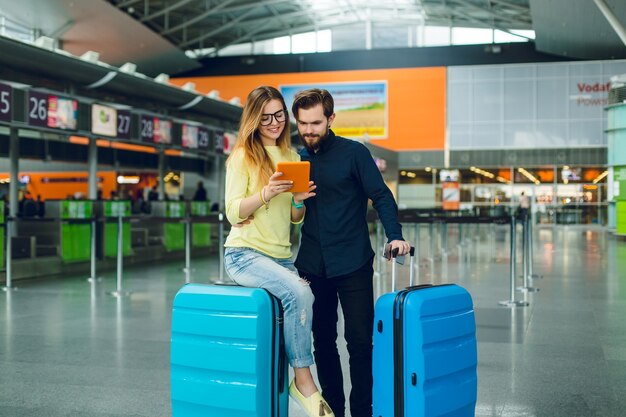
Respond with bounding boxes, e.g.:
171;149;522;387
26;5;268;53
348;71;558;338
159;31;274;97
227;86;291;189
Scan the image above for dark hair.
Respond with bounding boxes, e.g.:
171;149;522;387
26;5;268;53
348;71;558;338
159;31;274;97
291;88;334;119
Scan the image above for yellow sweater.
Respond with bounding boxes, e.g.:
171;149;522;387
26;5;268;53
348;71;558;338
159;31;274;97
224;146;301;259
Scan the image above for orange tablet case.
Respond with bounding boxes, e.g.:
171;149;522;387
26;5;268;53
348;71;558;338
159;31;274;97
276;161;310;193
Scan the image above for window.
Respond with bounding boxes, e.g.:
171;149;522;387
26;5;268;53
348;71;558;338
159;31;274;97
452;27;493;45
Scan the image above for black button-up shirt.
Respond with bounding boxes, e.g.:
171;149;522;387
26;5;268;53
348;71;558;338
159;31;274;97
295;130;403;278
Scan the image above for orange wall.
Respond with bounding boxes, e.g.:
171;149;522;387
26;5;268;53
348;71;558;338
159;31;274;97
173;67;446;151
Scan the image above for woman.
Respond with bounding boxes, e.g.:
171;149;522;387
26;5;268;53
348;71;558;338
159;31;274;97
224;86;334;417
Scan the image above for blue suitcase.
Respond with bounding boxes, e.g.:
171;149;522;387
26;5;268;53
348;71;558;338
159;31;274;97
171;284;288;417
373;249;477;417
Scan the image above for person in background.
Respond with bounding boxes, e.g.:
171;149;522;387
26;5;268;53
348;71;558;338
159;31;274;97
223;86;334;417
193;181;207;201
148;185;159;201
36;194;45;218
518;191;531;220
292;88;410;417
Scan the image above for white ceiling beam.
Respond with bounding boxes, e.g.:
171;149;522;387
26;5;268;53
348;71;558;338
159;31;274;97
180;6;349;47
140;0;195;22
162;0;293;35
116;0;142;9
593;0;626;47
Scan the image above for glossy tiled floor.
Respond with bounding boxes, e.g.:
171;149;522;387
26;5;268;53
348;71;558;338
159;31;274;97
0;224;625;417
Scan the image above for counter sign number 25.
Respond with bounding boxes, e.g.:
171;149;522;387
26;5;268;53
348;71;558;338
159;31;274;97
0;83;11;122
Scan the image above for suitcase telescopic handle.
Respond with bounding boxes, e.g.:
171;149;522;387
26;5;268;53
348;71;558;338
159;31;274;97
391;246;416;291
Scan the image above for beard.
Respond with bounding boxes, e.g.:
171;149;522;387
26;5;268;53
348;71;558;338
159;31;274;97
300;127;330;153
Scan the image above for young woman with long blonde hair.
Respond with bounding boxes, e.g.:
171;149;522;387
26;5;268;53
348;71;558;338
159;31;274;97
223;86;334;417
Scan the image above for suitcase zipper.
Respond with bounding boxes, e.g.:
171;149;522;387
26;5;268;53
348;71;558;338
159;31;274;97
393;290;409;417
268;293;285;417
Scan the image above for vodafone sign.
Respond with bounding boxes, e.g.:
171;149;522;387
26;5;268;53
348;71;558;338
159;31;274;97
573;82;610;106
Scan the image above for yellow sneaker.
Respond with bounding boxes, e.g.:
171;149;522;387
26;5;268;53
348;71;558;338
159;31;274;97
289;380;335;417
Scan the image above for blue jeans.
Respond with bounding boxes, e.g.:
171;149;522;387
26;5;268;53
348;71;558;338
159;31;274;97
224;247;315;368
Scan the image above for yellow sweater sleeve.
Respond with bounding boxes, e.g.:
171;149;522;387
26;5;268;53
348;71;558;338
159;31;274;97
225;150;249;225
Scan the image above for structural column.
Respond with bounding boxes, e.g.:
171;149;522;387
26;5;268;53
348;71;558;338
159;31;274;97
158;148;165;201
215;153;224;211
9;127;18;220
88;135;98;200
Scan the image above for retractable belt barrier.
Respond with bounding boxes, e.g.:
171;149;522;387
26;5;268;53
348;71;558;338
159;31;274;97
369;210;535;308
1;214;229;294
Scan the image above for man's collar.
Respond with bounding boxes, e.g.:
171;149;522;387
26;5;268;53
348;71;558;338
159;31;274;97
318;129;336;153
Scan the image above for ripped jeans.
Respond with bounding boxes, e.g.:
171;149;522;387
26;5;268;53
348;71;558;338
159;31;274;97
224;247;314;368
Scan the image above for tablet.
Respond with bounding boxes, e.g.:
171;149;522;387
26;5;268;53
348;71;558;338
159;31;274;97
276;161;310;193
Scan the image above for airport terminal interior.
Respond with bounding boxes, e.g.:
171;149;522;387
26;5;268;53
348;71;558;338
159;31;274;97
1;0;626;416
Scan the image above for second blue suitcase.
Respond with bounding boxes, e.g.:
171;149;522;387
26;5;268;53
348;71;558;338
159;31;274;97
373;250;477;417
171;284;288;417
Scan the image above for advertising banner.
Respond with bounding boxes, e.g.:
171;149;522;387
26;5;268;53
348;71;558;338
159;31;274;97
442;182;461;211
281;81;388;140
92;104;117;137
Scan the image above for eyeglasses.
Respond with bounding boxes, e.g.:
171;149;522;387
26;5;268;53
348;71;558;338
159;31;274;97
260;109;286;126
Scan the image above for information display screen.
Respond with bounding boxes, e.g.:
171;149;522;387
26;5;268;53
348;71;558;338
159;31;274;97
0;82;12;123
28;91;77;130
140;115;172;144
48;96;78;129
154;119;172;144
181;124;199;149
91;104;117;137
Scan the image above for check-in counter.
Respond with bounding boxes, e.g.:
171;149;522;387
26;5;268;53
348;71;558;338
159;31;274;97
44;200;93;263
151;201;186;251
95;201;132;258
190;202;212;248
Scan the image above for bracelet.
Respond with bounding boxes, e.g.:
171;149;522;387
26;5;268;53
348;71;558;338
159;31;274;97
291;196;304;209
260;187;270;209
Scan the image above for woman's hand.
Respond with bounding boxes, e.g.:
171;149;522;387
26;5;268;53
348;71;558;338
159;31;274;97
292;181;317;204
263;171;295;201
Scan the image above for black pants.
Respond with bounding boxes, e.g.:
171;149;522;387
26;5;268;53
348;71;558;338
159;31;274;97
301;260;374;417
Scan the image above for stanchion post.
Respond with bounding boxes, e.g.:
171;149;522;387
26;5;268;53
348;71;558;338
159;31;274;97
87;217;100;283
2;219;15;291
441;222;448;258
110;215;131;297
413;223;420;282
490;223;496;261
499;216;528;307
428;222;435;261
517;215;539;293
184;217;191;284
528;215;542;279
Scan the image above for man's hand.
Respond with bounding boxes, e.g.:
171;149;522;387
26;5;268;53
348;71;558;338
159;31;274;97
388;239;411;257
292;181;317;204
231;215;254;228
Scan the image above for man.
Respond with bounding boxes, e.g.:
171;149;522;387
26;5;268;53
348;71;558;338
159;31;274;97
292;88;410;417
